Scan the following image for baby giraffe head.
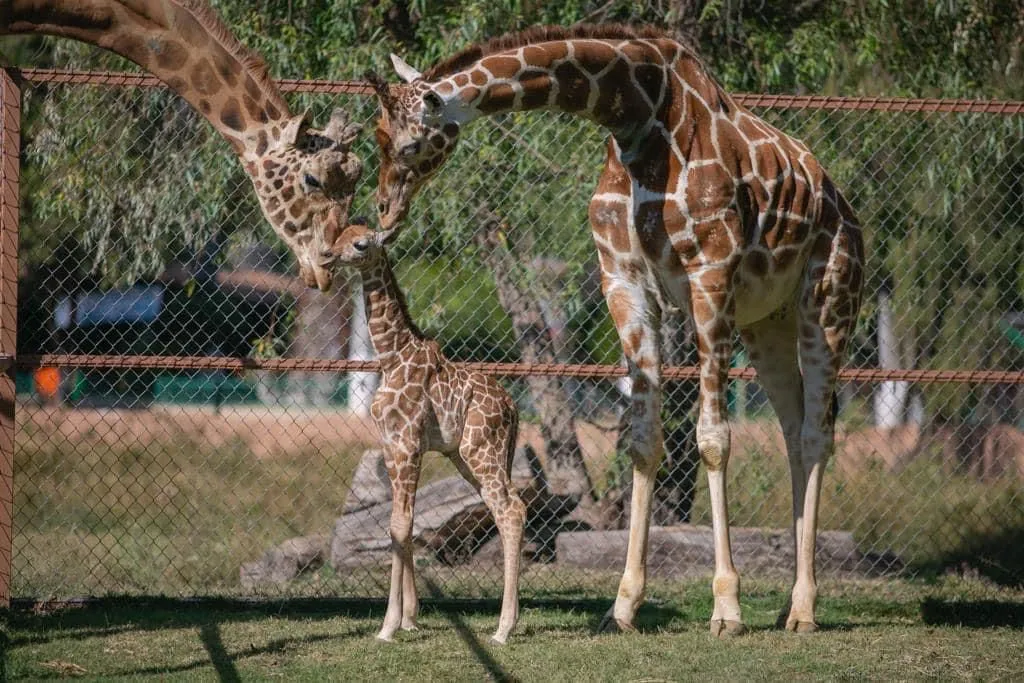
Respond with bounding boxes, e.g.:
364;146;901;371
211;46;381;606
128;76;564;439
329;219;398;270
364;55;464;233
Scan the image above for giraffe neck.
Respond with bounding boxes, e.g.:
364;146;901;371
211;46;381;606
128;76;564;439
1;0;289;157
361;256;424;363
432;37;725;142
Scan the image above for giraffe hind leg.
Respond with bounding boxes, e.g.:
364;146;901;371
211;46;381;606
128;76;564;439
785;228;863;633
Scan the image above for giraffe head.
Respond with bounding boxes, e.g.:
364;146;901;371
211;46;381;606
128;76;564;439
244;108;364;292
366;56;463;233
329;219;397;270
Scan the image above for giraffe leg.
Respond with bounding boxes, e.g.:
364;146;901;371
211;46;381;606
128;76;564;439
377;446;420;642
457;407;525;644
785;236;861;633
692;283;745;637
739;306;806;629
484;483;526;645
598;283;664;633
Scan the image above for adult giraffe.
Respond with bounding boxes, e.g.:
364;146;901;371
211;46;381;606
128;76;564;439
1;0;363;291
367;24;864;635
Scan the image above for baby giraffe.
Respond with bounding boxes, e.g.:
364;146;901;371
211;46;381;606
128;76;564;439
332;221;526;644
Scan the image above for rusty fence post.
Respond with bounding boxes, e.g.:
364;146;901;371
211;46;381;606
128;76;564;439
0;67;20;608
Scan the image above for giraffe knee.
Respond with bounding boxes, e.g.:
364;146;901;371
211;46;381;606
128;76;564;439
698;428;730;472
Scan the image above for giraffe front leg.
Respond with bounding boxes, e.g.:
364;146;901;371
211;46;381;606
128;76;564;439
597;283;664;633
377;445;421;643
692;282;746;637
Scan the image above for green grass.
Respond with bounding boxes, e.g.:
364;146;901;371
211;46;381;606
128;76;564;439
4;576;1024;681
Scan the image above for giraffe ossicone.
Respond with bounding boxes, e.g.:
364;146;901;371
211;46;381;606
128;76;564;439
331;222;527;645
2;0;364;292
370;23;865;636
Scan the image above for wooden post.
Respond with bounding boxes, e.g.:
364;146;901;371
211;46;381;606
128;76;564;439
0;67;20;607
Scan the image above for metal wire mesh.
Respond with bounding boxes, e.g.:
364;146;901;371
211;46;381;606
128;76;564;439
8;71;1024;601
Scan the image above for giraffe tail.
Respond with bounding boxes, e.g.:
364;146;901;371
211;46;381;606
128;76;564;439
505;400;520;475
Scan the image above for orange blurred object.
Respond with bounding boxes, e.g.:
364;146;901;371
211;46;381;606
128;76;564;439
34;366;60;401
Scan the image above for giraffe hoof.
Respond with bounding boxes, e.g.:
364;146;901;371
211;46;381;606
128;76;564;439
490;634;508;646
785;619;818;634
710;619;747;638
401;621;419;632
376;633;395;643
597;609;636;634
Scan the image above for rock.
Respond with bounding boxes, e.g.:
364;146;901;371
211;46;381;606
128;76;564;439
555;525;871;576
240;533;328;589
342;448;392;513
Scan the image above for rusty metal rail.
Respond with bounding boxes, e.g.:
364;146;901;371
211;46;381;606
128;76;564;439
12;354;1024;384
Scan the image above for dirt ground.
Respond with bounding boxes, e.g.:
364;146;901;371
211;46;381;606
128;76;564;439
20;403;1020;479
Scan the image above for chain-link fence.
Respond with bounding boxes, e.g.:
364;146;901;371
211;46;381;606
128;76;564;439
2;69;1022;603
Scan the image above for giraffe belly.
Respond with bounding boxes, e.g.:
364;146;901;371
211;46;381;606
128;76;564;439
733;253;805;327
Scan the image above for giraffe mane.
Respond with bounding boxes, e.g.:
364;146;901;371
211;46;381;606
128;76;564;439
173;0;290;116
422;23;679;81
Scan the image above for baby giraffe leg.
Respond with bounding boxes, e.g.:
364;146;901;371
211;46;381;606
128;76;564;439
458;400;525;644
486;484;526;644
378;446;420;642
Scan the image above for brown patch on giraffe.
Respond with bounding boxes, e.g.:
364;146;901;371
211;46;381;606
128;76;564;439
243;75;262;101
190;59;220;96
596;59;650;126
213;47;242;87
198;99;211;115
265;196;280;212
174;9;211;47
262;159;281;172
524;42;568;66
281;186;295;202
453;73;470;88
283;220;298;235
289;201;305;218
435;81;455;95
752;143;784;182
618;42;661;65
589;200;631;253
460;86;481;104
243;94;263;122
685;162;735;220
553;61;591;112
633;64;665;107
478;83;518;114
219;98;244;132
152;39;188;70
484;55;523;79
694;218;737;262
576;42;618;73
714;124;756;177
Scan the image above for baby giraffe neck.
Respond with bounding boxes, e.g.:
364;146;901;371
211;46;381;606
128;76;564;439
361;257;422;362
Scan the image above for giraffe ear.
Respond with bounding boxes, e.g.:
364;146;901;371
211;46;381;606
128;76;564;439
390;53;422;83
324;108;362;150
281;110;312;147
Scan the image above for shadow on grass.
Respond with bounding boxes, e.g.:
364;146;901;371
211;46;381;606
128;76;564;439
921;599;1024;629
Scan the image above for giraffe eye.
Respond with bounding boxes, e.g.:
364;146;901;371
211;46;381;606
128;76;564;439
304;173;322;190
